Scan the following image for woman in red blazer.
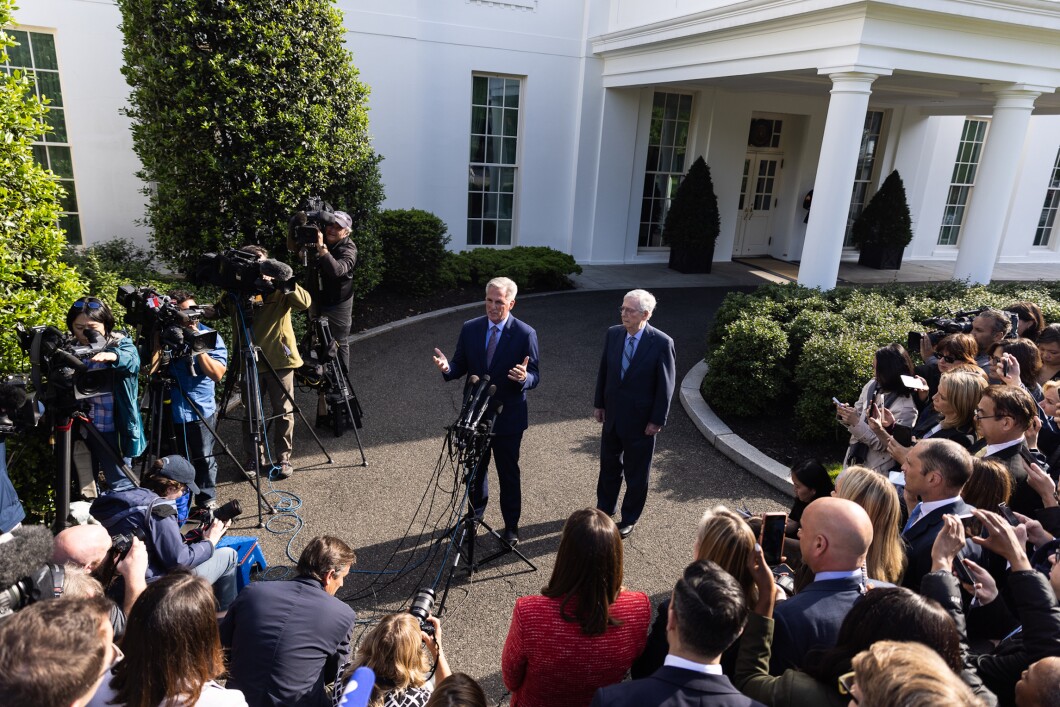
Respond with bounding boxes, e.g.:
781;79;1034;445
501;508;650;707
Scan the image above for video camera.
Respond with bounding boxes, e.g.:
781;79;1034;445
116;285;218;366
0;376;38;437
0;526;64;619
192;249;297;297
15;323;113;412
289;195;341;246
907;307;1019;354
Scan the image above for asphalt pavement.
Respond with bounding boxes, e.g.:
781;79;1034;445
209;286;791;702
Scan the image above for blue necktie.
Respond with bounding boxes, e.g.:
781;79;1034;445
485;326;499;368
621;336;635;379
903;502;923;533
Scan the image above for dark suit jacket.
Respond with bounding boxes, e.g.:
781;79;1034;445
901;497;978;590
590;665;765;707
220;576;356;707
770;575;888;673
983;442;1046;516
594;324;676;438
444;314;540;436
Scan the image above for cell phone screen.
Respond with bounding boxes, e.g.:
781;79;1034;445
953;556;975;587
760;513;787;566
997;503;1019;527
1018;446;1037;468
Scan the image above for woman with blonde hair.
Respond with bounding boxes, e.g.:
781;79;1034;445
835;466;906;584
844;640;985;707
631;505;758;678
352;612;450;707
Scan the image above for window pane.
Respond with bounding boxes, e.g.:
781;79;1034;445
469;166;486;191
467;220;482;245
44;107;67;142
468;192;482;218
472;76;487;105
7;31;31;67
497;220;512;246
499;194;513;220
501;137;516;165
646;145;659;172
481;220;497;246
488;77;504;102
37;71;62;107
60;213;82;245
504;79;519;109
499;168;515;193
503;108;518;138
31;144;48;169
469;135;484;163
48;145;73;178
483;193;498;219
30;33;58;71
471;106;486;134
58;180;78;213
488;107;503;134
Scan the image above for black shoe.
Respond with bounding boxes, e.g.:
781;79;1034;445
501;528;520;547
618;523;636;540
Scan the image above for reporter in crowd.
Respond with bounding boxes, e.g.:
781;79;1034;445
90;455;237;610
166;289;228;508
90;570;247;707
1015;657;1060;707
844;641;986;707
1036;325;1060;385
1037;381;1060;460
918;333;980;397
633;506;760;679
834;465;907;585
591;561;762;707
423;674;488;707
990;340;1044;400
972;385;1048;516
962;458;1014;519
502;508;650;707
926;510;1060;705
0;595;117;707
735;543;969;707
211;245;311;480
66;296;145;493
350;612;451;707
222;535;357;707
287;210;357;427
837;343;917;474
973;309;1015;372
1007;302;1046;342
56;532;148;638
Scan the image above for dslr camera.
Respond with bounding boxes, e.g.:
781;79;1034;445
184;500;243;543
408;587;437;638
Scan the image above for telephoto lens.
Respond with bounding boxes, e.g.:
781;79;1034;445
214;499;243;523
408;587;437;636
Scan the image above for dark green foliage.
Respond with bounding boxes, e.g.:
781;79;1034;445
117;0;382;272
851;170;913;248
702;317;788;415
443;246;582;293
378;209;451;295
665;157;720;273
322;150;385;297
703;280;1060;441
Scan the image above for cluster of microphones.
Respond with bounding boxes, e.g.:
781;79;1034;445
451;375;501;451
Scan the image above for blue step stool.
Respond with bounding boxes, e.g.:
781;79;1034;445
217;536;267;590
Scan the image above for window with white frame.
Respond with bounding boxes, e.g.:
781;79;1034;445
844;110;885;246
468;75;520;246
1034;147;1060;247
3;30;80;245
639;92;693;248
937;119;989;247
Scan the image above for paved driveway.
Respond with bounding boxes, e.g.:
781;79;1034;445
212;287;790;701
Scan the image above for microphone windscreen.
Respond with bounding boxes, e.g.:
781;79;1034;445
0;382;27;412
486;385;497;396
468;375;480;386
0;525;55;588
260;259;294;282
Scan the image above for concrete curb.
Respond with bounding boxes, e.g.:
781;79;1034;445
679;360;794;498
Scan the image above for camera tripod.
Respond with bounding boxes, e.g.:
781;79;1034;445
140;357;276;526
433;379;536;618
297;314;367;466
52;409;138;532
216;295;334;487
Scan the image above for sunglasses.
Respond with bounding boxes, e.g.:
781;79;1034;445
72;298;104;311
838;671;858;702
935;353;959;364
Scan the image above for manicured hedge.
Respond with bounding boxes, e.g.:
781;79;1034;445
703;281;1060;440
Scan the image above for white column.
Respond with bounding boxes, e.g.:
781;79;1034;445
952;87;1044;284
798;69;890;290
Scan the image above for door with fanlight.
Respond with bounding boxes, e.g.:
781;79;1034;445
734;152;783;257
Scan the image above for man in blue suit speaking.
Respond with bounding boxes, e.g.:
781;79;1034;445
433;277;540;546
594;289;676;539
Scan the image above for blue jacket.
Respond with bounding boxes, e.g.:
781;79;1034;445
90;486;213;581
106;334;146;458
594;324;676;438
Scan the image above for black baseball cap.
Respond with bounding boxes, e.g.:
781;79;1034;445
156;455;199;495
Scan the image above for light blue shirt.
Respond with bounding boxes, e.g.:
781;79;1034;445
485;316;509;349
170;325;228;423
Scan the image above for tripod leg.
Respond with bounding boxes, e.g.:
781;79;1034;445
256;349;333;463
53;418;74;533
77;416;139;490
334;357;368;467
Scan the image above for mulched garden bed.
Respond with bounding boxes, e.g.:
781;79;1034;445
714;400;849;469
350;284;484;333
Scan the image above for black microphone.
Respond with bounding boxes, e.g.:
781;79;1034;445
0;525;54;589
481;404;503;435
469;385;497;429
457;375;480;423
461;375;490;428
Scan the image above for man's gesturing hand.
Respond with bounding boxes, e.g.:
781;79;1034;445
433;348;450;374
508;356;529;383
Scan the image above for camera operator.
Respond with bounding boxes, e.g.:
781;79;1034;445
208;245;311;479
166;289;228;509
65;297;146;493
89;455;237;611
288;210;357;426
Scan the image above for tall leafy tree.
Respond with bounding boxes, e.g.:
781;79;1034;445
118;0;384;293
0;1;85;374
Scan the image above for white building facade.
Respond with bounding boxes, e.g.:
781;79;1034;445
15;0;1060;288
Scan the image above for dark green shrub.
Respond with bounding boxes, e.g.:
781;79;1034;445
703;316;788;416
706;293;785;348
378;209;451;295
446;246;582;293
323;150;385;298
795;333;874;439
851;170;912;249
665;157;719;274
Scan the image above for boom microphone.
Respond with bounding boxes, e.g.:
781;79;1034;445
0;525;54;589
0;382;27;414
260;259;294;282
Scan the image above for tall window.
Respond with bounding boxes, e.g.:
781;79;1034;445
3;31;80;244
938;119;989;246
639;92;693;248
1034;147;1060;247
844;110;884;246
468;75;520;246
